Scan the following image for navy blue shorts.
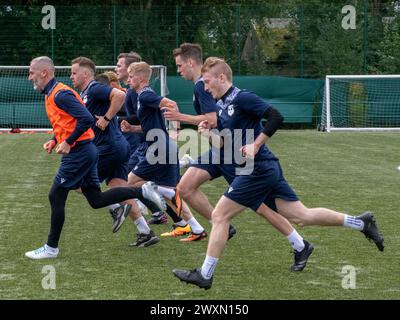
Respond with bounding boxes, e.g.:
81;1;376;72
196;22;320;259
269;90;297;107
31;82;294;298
191;149;236;181
97;141;130;185
222;160;281;211
190;162;236;182
54;141;100;190
262;161;298;211
132;142;180;187
192;148;224;165
127;145;143;172
133;160;179;187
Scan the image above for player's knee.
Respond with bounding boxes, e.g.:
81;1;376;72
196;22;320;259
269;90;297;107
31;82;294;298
48;184;68;206
81;187;102;209
177;182;192;199
211;211;229;225
88;200;101;209
85;195;103;209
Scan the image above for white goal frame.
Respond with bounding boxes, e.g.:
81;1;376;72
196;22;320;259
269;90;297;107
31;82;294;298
0;65;167;132
322;74;400;132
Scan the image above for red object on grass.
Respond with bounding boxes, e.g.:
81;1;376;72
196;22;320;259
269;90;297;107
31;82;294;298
10;128;21;133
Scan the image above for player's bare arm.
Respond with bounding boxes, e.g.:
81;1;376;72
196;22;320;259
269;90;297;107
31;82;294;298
198;120;223;148
120;119;143;133
240;132;269;159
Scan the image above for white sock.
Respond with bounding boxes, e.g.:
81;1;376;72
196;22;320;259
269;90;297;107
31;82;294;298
287;229;305;252
187;217;204;234
175;220;188;227
156;186;176;200
201;255;219;280
134;216;151;234
343;214;364;231
135;199;148;215
107;203;120;210
45;244;59;254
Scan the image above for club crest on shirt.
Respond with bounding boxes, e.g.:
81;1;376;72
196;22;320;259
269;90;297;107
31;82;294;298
227;104;235;116
82;95;88;104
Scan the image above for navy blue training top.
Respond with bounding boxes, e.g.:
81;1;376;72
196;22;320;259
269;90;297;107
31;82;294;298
216;86;278;163
80;80;126;151
124;88;144;148
193;78;218;115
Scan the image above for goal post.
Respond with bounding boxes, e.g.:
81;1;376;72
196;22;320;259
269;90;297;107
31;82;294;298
0;65;168;131
320;75;400;132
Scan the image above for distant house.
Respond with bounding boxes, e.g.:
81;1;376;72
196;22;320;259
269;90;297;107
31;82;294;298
241;18;295;66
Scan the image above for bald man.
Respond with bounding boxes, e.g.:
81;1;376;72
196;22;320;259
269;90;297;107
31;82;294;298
25;56;166;259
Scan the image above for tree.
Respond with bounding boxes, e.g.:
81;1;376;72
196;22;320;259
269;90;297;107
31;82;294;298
1;0;399;77
376;16;400;73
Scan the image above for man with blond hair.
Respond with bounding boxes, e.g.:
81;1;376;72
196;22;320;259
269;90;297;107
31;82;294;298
115;52;171;225
104;71;124;91
124;61;207;245
172;57;384;289
115;53;189;230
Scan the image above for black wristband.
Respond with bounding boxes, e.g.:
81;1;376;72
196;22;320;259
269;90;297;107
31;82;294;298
103;115;111;122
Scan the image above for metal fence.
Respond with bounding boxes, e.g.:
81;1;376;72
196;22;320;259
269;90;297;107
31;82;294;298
0;2;399;78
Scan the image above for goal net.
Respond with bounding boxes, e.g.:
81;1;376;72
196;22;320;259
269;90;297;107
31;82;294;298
0;65;168;131
320;75;400;132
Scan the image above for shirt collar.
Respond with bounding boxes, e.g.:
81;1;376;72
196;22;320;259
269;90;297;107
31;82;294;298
220;86;235;102
81;80;96;95
194;76;203;85
137;85;152;96
42;78;57;95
